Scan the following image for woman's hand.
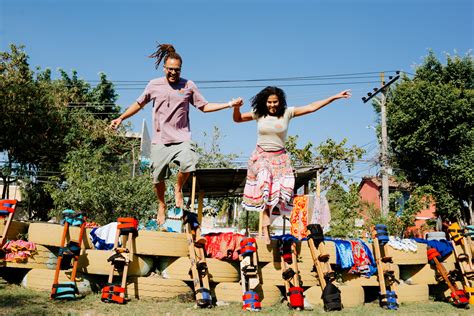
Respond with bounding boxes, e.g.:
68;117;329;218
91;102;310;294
335;89;352;99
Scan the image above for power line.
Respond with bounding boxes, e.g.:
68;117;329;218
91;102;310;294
114;80;381;90
84;70;401;84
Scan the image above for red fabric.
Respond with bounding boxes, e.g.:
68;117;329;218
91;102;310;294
427;248;441;261
288;287;304;308
290;195;308;239
348;240;372;275
204;232;244;261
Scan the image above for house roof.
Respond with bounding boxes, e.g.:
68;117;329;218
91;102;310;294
182;166;324;198
359;176;411;191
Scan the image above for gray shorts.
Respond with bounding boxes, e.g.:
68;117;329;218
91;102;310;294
150;141;198;183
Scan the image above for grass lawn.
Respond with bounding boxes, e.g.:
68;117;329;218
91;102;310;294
0;282;472;316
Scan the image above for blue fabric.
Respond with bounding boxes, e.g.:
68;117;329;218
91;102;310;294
139;219;175;232
375;224;389;245
412;238;454;258
359;239;378;277
324;238;377;277
165;207;183;232
384;290;398;310
325;238;354;269
271;234;299;243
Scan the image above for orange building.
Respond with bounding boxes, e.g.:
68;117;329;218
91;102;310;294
358;176;436;237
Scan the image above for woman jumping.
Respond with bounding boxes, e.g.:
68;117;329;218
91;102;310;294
233;86;351;243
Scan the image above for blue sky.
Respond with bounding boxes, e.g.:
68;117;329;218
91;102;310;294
1;0;472;182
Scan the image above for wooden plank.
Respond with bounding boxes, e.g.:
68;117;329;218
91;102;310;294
337;264;400;287
28;222;93;249
380;243;428;265
397;284;429;302
400;263;456;285
0;220;29;241
255;239;337;264
133;231;188;257
77;249;153;276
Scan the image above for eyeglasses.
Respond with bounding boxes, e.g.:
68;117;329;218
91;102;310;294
165;66;181;73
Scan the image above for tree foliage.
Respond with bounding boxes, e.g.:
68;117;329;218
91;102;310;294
45;141;157;224
1;44;121;219
285;135;366;237
286;135;365;191
382;51;474;223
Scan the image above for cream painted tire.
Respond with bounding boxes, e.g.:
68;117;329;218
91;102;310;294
21;269;91;295
127;276;192;299
158;257;239;283
214;282;281;307
260;261;319;286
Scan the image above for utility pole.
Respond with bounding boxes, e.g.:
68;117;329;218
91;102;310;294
362;71;400;217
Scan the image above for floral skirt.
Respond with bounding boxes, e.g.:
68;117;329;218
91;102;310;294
242;146;295;223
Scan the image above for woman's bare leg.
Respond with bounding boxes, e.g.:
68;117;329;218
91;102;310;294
262;209;271;244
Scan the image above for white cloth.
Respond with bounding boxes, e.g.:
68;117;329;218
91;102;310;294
90;222;118;250
387;236;418;252
311;195;331;233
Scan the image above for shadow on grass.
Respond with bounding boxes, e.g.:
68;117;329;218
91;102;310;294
0;289;54;316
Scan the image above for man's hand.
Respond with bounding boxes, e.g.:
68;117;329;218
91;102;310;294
109;118;123;130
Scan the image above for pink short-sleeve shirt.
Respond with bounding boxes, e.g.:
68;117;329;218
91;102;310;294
136;77;208;144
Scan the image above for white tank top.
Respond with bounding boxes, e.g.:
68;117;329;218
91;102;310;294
252;107;295;151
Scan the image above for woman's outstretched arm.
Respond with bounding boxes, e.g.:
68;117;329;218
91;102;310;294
293;90;352;117
233;100;254;123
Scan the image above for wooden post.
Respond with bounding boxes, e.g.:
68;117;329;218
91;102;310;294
316;170;321;198
198;191;204;223
190;173;196;213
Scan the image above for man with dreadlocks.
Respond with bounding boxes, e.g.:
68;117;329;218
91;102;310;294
110;43;243;225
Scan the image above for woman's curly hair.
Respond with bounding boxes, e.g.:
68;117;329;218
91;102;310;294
251;86;287;118
149;43;182;69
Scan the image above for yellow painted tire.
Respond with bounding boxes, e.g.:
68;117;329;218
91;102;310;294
214;282;281;307
158;257;240;283
259;261;319;286
127;276;192;299
21;269;91;295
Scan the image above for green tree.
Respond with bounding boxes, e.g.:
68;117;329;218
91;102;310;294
285;135;366;237
326;183;362;237
196;127;239;223
45;137;157;224
1;44;121;219
381;51;474;223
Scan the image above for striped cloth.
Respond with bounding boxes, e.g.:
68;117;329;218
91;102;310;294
242;146;295;223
